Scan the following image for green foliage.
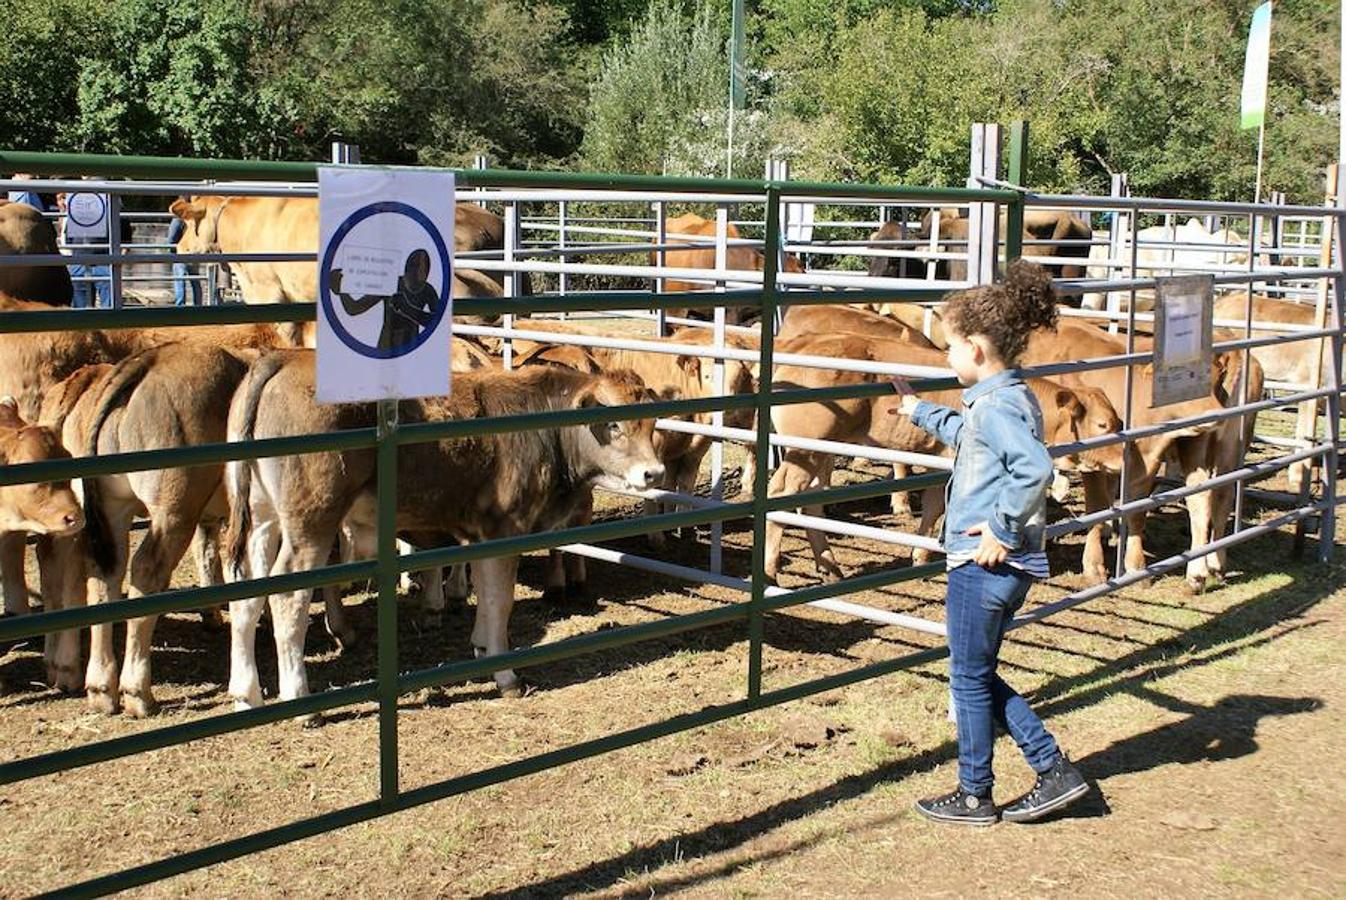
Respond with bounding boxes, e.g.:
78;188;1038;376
0;0;1338;203
578;0;771;178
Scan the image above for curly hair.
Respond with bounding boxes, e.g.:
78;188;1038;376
942;259;1059;365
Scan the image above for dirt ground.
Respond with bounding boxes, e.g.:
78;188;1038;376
2;433;1345;897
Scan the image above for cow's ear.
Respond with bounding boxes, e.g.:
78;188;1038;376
169;198;205;223
0;396;23;429
676;353;702;380
572;385;600;409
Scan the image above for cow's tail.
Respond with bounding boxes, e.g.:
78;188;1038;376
83;348;161;576
224;352;289;580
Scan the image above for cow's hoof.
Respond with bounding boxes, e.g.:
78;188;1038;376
46;663;82;694
818;569;843;585
566;582;591;603
1083;566;1109;586
329;626;358;653
121;692;158;719
299;712;324;729
87;688;119;716
498;680;527;700
541;586;567;604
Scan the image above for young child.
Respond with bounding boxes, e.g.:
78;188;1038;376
894;260;1088;825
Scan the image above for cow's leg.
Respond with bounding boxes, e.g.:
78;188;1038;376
192;522;227;632
890;463;913;517
267;537;331;718
764;452;832;583
1122;466;1157;577
120;511;198;718
0;532;29;616
37;535;84;693
85;511;133;715
912;485;946;566
1080;472;1112;584
566;554;587;597
228;520;278;711
1176;437;1215;593
802;457;843;583
471;554;524;697
543;551;566;602
446;563;470;605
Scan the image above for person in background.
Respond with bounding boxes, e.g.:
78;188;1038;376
167;210;201;306
6;173;48;211
57;180;113;309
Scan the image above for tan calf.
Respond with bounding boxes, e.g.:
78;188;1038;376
224;353;664;711
39;343;250;716
764;334;1122;583
1023;322;1262;590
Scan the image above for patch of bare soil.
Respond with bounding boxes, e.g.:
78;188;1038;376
1;432;1344;898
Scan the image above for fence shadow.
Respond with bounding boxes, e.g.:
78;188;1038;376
480;542;1339;898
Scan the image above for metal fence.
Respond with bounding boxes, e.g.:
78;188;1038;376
0;126;1343;897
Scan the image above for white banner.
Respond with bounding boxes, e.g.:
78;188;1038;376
316;167;455;403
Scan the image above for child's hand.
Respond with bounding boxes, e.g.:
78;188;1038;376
966;522;1010;567
891;377;920;416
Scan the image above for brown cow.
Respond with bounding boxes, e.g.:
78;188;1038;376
778;305;938;516
224;353;664;711
916;208;1093;284
168;197;519;318
657;212;806;322
36;343;251;716
1023;321;1263;590
0;199;72;304
0;397;85;692
764;334;1123;583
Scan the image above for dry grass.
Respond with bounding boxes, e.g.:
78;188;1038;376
2;432;1344;897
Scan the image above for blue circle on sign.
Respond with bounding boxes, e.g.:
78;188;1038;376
319;201;452;360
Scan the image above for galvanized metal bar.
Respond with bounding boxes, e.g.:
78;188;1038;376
748;185;781;699
1004;121;1028;263
0;149;1019;201
0;428;377;487
0;558;375;645
376;399;400;804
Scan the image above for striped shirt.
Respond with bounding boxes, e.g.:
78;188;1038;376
946;549;1050;580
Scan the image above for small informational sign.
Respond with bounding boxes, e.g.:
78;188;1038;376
316;166;455;403
64;191;109;240
785;201;815;244
1152;274;1214;407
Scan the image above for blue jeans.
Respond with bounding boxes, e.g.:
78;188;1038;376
946;562;1059;794
69;264;112;308
172;261;201;306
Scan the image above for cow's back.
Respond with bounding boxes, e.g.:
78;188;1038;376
0;201;73;304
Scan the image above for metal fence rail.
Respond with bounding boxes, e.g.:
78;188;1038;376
0;138;1343;898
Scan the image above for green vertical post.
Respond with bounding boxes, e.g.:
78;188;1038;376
747;185;781;699
1005;120;1029;264
376;399;400;803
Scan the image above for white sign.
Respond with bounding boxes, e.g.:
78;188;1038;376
64;191;109;240
1153;275;1214;407
316;167;455;403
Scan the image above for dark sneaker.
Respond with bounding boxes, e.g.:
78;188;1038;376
1001;754;1089;823
914;786;997;826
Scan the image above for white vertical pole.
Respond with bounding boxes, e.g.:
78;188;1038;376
502;202;517;369
967;125;985;284
1107;173;1129;334
710;204;729;574
967;123;1001;284
655;201;668;336
558;199;568;312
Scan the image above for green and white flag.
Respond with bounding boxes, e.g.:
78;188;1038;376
1240;1;1272;130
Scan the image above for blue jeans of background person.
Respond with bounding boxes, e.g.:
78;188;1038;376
69;264;112;309
172;261;201;306
946;562;1060;794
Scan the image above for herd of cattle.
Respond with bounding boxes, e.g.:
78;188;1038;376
0;192;1333;726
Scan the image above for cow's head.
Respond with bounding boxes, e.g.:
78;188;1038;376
1040;384;1124;476
573;370;665;492
0;398;84;536
168;196;228;254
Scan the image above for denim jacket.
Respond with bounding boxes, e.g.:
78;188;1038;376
909;369;1052;555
